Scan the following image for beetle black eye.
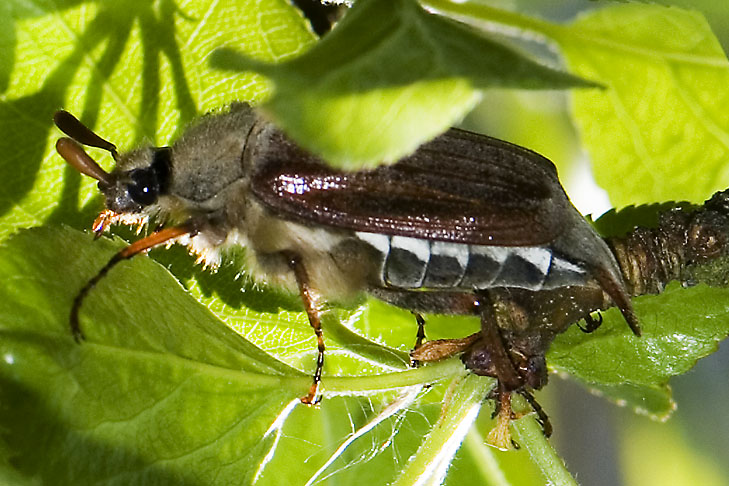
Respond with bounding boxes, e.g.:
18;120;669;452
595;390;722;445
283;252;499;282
123;147;171;207
127;168;159;206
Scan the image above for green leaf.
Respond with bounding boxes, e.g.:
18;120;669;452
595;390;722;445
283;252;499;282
0;227;301;483
590;202;696;238
632;0;729;54
0;0;315;241
0;226;474;483
549;282;729;417
7;0;729;483
558;3;729;206
212;0;592;169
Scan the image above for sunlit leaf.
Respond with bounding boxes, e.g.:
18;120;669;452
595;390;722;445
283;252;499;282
559;4;729;206
212;0;591;169
0;0;315;240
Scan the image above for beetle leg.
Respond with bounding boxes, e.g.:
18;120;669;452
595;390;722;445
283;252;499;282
487;387;515;450
412;312;427;350
410;333;480;362
368;287;482;365
409;312;427;367
517;389;552;437
462;292;556;443
471;292;523;391
286;253;325;405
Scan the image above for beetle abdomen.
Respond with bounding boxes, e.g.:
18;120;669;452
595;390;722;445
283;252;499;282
355;232;589;291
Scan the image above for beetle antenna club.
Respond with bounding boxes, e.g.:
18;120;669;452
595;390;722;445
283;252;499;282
54;110;119;160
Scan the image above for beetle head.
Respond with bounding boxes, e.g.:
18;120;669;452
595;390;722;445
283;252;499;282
54;111;172;231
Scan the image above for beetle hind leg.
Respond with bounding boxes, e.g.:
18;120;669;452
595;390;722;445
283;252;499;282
367;287;482;365
486;387;552;450
462;292;523;390
409;333;480;363
412;312;427;351
462;291;552;445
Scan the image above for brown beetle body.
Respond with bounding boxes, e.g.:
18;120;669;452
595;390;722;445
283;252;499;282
55;103;652;429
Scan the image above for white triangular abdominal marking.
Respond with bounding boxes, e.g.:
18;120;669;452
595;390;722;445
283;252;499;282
355;233;590;291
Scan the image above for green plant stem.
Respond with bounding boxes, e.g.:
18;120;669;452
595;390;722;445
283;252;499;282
323;312;410;369
391;374;496;485
321;357;466;395
83;335;464;397
510;412;578;486
463;429;510;486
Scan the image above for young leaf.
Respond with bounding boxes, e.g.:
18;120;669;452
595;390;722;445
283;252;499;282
212;0;592;169
558;4;729;206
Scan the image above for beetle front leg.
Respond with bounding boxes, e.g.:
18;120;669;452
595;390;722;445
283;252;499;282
286;253;325;405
